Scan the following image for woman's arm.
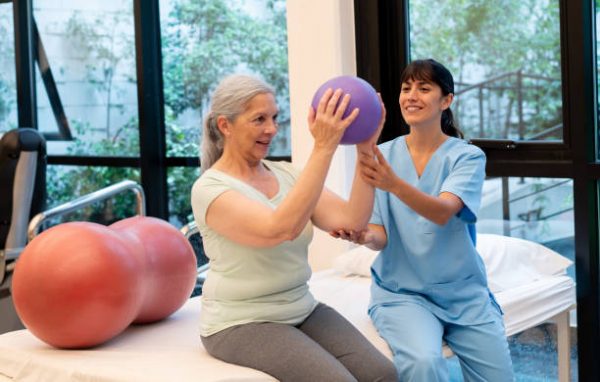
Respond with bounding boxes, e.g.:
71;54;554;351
361;146;463;225
204;89;359;248
311;97;386;232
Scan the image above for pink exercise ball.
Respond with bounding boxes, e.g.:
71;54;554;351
311;75;381;145
110;216;197;324
12;222;144;349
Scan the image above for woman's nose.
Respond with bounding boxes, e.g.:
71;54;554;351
265;120;278;134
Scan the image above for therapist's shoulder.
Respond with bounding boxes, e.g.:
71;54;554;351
447;137;486;163
377;136;404;156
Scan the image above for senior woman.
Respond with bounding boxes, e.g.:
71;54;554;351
191;74;396;382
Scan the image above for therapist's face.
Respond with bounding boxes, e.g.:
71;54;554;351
399;79;453;128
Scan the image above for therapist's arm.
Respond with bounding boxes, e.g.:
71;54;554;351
360;147;463;225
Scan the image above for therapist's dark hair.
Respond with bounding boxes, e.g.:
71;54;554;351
400;59;463;139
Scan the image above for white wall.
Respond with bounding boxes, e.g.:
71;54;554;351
287;0;357;271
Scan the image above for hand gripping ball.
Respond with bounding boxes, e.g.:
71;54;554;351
12;216;197;348
311;75;381;145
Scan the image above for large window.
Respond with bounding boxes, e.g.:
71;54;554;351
0;1;17;132
409;0;562;142
33;0;138;156
159;0;290;158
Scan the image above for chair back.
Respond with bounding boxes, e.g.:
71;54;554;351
0;128;47;252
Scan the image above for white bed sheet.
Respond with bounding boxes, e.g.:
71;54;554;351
309;270;576;358
0;270;576;381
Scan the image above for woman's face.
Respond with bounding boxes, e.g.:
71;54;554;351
223;92;279;161
399;78;452;128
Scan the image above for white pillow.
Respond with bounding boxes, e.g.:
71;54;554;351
332;233;573;294
332;245;378;277
476;233;573;293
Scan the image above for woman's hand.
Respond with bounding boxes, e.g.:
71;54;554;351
359;145;399;193
308;88;359;152
356;93;386;156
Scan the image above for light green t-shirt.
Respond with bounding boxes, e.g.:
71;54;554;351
191;160;317;336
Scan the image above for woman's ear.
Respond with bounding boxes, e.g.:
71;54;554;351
441;93;454;111
216;116;230;136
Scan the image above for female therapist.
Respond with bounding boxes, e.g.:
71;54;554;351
333;59;514;381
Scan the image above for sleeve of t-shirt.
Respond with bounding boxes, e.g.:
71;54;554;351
440;144;486;223
190;172;233;226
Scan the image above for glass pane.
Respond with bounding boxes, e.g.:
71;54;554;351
409;1;562;142
469;176;577;380
597;0;600;159
168;166;200;228
46;165;140;226
33;1;138;156
160;0;290;158
0;2;17;133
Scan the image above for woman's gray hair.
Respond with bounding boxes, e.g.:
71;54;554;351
200;74;275;172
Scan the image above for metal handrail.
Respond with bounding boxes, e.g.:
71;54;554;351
27;180;146;241
180;220;198;240
180;221;210;278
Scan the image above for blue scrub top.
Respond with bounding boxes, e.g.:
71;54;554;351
369;136;500;325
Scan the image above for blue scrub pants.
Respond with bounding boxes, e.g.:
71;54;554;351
369;302;514;382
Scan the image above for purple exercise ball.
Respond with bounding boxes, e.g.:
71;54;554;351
311;75;381;145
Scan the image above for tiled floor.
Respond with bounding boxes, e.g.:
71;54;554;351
448;323;578;381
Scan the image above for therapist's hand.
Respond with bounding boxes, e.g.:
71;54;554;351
329;228;374;245
359;145;399;193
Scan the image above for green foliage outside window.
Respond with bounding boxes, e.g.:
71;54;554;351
410;0;562;141
0;5;16;131
41;0;288;227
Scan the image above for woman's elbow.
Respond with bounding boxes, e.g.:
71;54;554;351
263;225;303;246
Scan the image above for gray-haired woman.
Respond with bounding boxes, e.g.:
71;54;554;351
191;74;396;382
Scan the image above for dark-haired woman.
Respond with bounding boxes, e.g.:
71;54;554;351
333;59;514;381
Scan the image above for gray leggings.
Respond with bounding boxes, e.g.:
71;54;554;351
201;303;397;382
